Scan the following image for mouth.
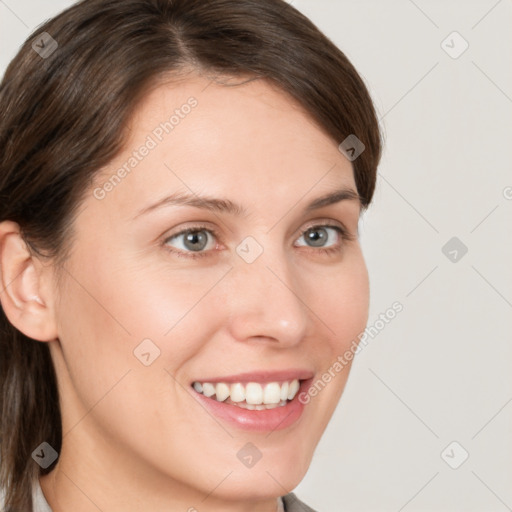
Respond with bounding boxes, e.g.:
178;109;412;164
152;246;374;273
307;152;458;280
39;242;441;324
192;379;302;410
189;370;314;432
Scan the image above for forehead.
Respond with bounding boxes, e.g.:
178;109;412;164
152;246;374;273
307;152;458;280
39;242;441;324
130;74;340;154
89;74;357;219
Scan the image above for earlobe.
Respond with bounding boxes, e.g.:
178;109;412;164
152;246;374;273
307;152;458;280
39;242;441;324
0;220;58;342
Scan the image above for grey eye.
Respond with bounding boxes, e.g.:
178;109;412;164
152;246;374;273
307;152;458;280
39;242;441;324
166;229;214;252
296;226;340;248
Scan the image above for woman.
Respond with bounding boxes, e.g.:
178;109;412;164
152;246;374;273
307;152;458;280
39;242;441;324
0;0;382;510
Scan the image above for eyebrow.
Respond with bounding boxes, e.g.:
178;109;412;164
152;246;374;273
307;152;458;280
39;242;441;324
133;187;361;219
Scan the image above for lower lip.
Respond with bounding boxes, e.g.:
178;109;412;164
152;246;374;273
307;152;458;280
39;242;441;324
192;379;313;432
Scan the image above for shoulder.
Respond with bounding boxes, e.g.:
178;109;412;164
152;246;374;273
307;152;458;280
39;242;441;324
282;492;318;512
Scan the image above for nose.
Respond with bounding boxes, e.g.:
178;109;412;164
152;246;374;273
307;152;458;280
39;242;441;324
223;245;309;347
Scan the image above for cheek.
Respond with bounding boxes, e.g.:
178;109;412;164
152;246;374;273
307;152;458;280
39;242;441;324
311;250;370;355
54;270;136;412
57;252;231;382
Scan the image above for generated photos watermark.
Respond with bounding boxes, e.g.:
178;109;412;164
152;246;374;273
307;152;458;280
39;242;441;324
299;301;403;404
93;96;198;200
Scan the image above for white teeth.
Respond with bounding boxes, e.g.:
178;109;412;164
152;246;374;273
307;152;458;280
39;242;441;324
202;382;215;398
230;383;245;402
287;379;300;400
245;383;263;405
192;378;303;406
279;381;289;402
215;383;230;402
263;382;281;404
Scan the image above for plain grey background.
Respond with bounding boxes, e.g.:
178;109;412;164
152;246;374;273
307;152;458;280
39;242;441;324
1;1;511;511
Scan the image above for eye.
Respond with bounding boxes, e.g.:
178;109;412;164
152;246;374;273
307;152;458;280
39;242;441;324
297;221;357;256
164;225;218;258
162;221;355;259
298;225;343;248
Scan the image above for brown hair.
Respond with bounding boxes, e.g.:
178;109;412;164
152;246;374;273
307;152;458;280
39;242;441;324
0;0;382;508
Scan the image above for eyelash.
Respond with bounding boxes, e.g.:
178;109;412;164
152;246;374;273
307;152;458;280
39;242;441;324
162;221;356;260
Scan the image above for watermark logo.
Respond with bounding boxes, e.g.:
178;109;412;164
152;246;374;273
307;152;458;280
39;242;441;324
32;441;58;469
236;236;264;264
442;236;468;263
237;442;262;468
133;338;161;366
338;134;365;161
32;32;58;59
441;31;469;59
441;441;469;469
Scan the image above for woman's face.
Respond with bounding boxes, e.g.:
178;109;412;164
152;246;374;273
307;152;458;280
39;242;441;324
45;75;369;507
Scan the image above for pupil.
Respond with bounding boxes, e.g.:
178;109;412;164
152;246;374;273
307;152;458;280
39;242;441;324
185;231;207;251
307;228;326;247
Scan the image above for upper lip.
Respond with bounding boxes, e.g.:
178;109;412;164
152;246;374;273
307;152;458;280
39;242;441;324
191;369;314;384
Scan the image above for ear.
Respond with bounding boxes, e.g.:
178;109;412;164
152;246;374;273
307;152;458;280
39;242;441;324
0;221;58;342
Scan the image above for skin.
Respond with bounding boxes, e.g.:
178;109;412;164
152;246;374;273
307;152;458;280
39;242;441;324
0;74;369;511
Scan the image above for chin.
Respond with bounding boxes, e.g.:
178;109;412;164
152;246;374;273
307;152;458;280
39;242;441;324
220;444;313;499
211;465;309;501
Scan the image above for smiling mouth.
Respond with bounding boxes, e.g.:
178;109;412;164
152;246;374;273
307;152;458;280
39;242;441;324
191;379;301;410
